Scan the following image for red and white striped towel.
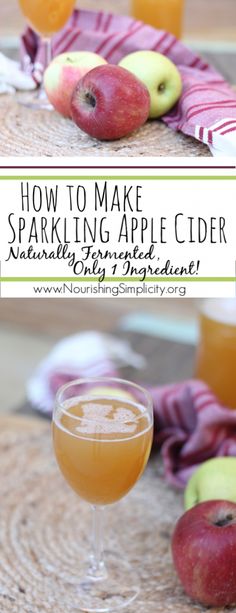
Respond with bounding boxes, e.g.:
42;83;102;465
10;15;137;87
21;9;236;156
152;380;236;488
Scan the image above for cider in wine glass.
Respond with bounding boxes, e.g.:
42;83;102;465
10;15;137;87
18;0;76;109
53;395;153;506
131;0;185;39
195;299;236;409
52;378;153;612
18;0;76;37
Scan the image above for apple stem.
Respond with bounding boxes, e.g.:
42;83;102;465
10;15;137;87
158;83;165;93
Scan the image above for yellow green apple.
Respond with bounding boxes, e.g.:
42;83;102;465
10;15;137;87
119;50;182;118
185;457;236;510
89;386;134;401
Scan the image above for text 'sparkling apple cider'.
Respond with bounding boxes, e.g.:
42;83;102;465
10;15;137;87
131;0;185;39
195;299;236;409
53;396;153;505
19;0;75;36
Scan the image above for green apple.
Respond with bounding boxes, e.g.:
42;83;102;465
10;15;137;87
119;50;182;119
89;386;134;401
185;457;236;510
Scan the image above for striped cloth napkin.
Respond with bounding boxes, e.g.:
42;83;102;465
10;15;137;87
27;331;236;489
21;9;236;156
152;380;236;488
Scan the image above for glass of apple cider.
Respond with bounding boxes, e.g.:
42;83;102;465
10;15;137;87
52;377;153;612
131;0;185;39
18;0;75;109
195;299;236;409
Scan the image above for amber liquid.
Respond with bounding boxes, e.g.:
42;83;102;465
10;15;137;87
19;0;75;37
131;0;184;38
195;300;236;409
53;396;153;505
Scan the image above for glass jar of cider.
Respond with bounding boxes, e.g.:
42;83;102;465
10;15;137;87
131;0;185;39
195;299;236;409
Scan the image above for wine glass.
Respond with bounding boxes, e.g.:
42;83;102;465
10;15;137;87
18;0;76;109
52;377;153;612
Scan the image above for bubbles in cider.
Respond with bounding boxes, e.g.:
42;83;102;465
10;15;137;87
53;396;153;505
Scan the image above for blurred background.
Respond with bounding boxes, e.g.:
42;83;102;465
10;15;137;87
1;0;236;83
1;0;236;41
0;298;197;414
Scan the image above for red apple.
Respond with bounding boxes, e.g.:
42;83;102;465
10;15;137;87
44;52;107;118
70;65;150;141
172;500;236;607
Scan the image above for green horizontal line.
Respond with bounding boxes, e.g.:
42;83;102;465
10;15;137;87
0;277;235;283
0;176;235;181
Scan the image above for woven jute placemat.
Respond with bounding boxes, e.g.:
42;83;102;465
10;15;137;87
0;414;232;613
0;94;210;157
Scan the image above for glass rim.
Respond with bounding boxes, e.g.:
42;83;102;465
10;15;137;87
54;376;153;421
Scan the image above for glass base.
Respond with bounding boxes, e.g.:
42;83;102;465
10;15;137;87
63;552;139;612
17;88;53;111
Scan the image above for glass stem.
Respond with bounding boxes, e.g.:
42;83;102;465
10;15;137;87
37;37;52;101
44;37;52;71
89;505;106;580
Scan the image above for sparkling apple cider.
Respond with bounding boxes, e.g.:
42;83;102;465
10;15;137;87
53;396;153;505
131;0;185;38
19;0;75;37
195;299;236;409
